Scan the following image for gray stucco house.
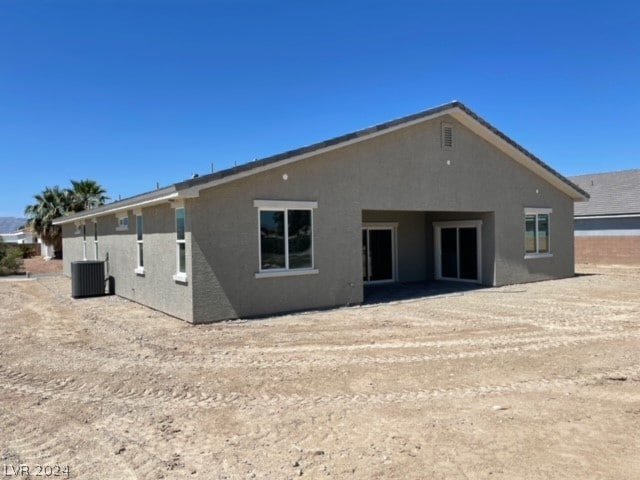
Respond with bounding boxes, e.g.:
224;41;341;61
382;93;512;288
569;169;640;264
54;101;588;323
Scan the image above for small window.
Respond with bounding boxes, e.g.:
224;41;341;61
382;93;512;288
254;200;318;278
525;208;551;258
441;122;453;150
116;215;129;231
93;222;99;260
82;224;87;260
174;207;187;282
135;214;144;274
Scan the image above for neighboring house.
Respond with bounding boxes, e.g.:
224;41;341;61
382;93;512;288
0;217;55;258
0;217;27;243
0;217;34;245
54;101;588;323
0;230;32;244
569;169;640;265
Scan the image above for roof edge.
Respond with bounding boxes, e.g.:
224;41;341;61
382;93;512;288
575;213;640;219
448;104;589;201
53;190;181;225
53;100;589;225
173;101;463;193
174;100;588;202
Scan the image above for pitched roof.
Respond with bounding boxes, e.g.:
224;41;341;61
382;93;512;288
54;101;588;225
569;169;640;217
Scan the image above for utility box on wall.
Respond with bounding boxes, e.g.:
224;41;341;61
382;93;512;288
71;261;105;298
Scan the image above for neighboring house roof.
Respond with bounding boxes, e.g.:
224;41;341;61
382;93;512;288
569;169;640;218
54;101;589;225
0;217;26;234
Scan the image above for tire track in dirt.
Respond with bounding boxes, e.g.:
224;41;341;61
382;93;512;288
2;329;637;414
2;272;640;479
2;362;639;414
0;388;183;479
29;328;640;373
0;404;139;480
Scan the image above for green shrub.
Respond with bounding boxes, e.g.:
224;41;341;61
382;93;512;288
0;245;24;275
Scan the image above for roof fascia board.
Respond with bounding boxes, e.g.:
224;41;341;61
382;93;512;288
447;109;588;202
179;105;587;202
53;192;182;225
576;213;640;219
178;110;450;198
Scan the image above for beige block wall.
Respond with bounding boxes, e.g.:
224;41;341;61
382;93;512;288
575;236;640;265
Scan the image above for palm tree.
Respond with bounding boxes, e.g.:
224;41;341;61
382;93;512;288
24;180;109;259
68;179;109;212
24;186;72;257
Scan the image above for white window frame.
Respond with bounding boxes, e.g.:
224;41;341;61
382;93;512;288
92;219;99;260
362;223;398;285
81;222;87;260
254;200;318;279
116;213;129;231
433;220;483;284
134;210;144;275
172;203;187;283
524;208;552;259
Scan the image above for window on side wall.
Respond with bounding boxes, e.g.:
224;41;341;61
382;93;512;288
524;208;552;258
116;215;129;231
135;214;144;274
173;207;187;283
93;221;99;260
254;200;318;278
82;223;87;261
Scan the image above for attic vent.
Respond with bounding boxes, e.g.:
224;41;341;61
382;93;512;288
441;123;453;150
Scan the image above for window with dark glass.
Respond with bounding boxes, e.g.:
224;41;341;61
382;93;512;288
93;222;99;260
136;214;144;268
260;209;312;271
525;211;550;255
175;208;186;274
82;224;87;260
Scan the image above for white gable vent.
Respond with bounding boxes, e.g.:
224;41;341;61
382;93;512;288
441;122;453;150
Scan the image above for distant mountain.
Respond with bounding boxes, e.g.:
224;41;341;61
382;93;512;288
0;217;27;233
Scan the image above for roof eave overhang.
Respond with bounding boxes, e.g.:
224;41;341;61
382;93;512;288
54;103;588;225
177;108;451;198
575;213;640;219
446;109;589;202
52;191;197;225
179;105;589;202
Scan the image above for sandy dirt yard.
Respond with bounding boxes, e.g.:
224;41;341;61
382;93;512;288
1;266;639;479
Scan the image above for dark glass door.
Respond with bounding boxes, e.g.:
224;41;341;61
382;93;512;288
440;228;458;278
439;225;479;282
459;227;478;280
363;228;394;283
362;230;369;282
369;230;392;281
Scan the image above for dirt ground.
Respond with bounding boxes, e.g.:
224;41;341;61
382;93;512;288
1;265;639;479
21;256;63;275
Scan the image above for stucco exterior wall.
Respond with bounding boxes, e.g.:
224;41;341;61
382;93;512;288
188;114;575;321
62;203;193;322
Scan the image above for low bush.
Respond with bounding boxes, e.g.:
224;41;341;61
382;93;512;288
0;241;24;275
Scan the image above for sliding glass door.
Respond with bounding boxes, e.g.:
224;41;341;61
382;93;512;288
434;221;482;283
362;225;396;284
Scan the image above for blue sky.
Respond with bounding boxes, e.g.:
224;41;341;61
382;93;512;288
1;0;639;217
